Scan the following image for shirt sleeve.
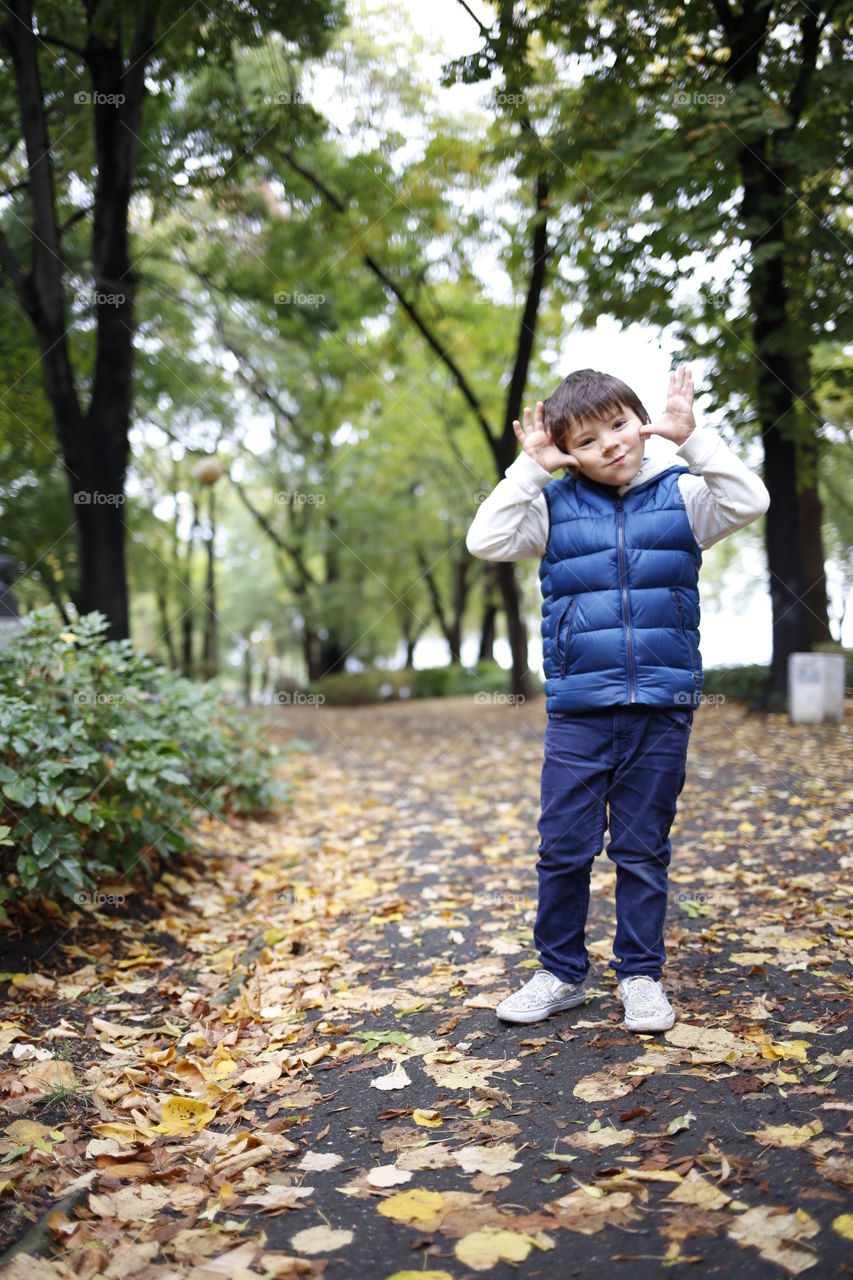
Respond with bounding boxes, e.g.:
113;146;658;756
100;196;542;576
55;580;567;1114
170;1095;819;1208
675;426;770;551
465;452;553;561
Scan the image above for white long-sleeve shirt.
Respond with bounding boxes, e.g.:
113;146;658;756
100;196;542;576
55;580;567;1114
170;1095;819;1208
466;426;770;562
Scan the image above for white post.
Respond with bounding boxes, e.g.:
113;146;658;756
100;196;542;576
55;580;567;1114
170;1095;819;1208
788;653;846;724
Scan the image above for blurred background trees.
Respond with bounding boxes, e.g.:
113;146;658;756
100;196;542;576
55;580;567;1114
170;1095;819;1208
1;0;850;708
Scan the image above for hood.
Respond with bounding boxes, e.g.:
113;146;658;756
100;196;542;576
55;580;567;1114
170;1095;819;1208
615;445;686;496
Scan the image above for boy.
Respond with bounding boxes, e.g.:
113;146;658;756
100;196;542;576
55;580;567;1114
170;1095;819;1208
465;366;770;1032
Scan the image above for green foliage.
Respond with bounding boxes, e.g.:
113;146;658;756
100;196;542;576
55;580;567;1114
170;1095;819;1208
0;608;287;910
701;665;771;704
703;656;853;702
307;660;545;706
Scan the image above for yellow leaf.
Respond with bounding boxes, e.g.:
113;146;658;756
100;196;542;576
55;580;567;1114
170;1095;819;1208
767;1039;810;1063
455;1227;552;1271
90;1121;145;1145
412;1108;443;1128
378;1188;446;1226
4;1120;58;1145
832;1214;853;1240
151;1096;218;1135
750;1119;822;1148
385;1273;454;1280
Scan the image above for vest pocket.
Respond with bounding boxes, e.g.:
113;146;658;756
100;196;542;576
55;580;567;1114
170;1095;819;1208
558;597;578;677
670;587;699;674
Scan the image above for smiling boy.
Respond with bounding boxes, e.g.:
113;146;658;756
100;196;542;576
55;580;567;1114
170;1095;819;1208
465;365;770;1032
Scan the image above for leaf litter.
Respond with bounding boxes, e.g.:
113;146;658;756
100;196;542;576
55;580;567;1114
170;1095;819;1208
0;696;850;1277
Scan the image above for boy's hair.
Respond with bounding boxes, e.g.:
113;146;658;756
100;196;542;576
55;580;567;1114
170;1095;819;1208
542;369;650;453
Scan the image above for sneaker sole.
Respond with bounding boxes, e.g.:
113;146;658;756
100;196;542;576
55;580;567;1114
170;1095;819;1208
495;989;588;1025
623;1011;676;1033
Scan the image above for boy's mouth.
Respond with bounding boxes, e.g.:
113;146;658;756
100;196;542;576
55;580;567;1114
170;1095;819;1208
606;455;627;467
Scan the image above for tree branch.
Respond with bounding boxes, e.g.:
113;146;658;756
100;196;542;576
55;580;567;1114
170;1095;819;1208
273;144;498;461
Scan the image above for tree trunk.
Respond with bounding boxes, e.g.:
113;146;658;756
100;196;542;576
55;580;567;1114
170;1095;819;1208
67;435;129;639
793;354;832;648
496;561;533;700
740;149;812;709
201;488;218;679
181;498;199;677
156;589;178;669
479;601;497;663
243;643;253;705
319;636;347;677
478;567;500;662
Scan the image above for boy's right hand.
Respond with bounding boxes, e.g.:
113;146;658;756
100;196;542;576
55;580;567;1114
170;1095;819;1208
513;401;580;475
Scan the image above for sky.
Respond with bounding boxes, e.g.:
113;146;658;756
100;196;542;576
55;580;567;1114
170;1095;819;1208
315;0;845;672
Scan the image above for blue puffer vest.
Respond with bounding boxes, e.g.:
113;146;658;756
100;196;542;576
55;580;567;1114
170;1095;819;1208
539;464;704;712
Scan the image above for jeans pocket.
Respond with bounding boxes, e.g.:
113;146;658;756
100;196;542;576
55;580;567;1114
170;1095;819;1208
662;706;693;727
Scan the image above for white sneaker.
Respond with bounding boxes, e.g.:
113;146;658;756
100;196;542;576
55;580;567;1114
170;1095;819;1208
495;968;589;1025
618;975;675;1032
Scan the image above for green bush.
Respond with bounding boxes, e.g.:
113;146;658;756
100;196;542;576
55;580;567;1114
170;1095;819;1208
307;660;544;706
701;664;770;703
0;608;286;911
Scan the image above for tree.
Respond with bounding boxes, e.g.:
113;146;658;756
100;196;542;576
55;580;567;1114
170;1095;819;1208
468;0;852;706
0;0;343;639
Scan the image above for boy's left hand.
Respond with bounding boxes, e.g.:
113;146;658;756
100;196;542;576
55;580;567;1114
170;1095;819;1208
640;365;696;445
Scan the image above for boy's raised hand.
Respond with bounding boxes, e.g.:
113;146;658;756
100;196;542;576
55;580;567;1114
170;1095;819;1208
640;365;696;445
513;401;580;475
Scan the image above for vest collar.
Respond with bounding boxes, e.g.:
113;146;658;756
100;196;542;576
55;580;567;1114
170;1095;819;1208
569;455;688;500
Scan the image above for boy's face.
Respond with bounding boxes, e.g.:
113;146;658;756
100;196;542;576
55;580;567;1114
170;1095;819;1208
563;403;646;486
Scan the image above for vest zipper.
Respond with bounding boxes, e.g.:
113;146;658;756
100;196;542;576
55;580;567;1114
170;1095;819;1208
616;496;635;703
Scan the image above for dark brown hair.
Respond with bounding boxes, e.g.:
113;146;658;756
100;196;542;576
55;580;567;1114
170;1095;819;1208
542;369;650;453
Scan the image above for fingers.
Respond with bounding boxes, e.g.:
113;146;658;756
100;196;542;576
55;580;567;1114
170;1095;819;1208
513;404;540;439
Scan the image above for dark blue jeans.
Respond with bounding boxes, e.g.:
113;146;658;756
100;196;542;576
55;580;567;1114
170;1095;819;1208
534;704;693;985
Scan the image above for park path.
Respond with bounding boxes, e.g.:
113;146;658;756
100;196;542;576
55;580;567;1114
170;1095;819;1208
0;694;851;1279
